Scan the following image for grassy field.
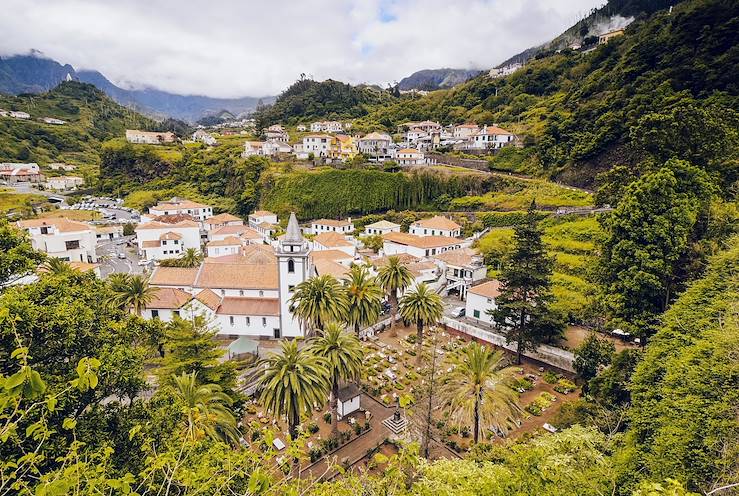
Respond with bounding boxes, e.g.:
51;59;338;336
475;216;602;321
451;177;592;211
0;188;49;218
36;209;101;221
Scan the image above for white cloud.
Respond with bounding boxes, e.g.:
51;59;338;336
0;0;602;97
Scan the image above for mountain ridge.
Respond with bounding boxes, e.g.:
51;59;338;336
0;53;273;122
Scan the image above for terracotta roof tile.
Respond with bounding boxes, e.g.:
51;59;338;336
314;232;353;248
149;266;199;286
432;247;480;267
17;218;92;233
217;297;280;316
195;263;278;290
194;288;221;311
382;232;461;249
468;280;502;299
412;215;461;231
148;287;192;309
313;259;350;278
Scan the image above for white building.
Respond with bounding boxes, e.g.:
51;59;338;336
453;123;480;139
311;218;354;234
312;232;356;257
396;148;425;166
42;117;66;125
95;225;123;241
17;218;97;263
382;232;462;258
409;215;461;238
468;125;515;150
302;135;334;158
264;125;289;143
9;111;30;119
45;176;84;191
147;198;213;223
432;248;487;300
125;129;176;144
465;280;502;325
192;129;217;146
310;121;344;133
204;213;244;232
135;220;201;261
47;163;76;171
357;132;394;161
363;220;401;236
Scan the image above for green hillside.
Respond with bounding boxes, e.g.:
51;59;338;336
253;76;396;129
357;0;738;188
0;81;156;178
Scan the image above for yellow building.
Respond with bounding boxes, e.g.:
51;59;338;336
330;134;358;161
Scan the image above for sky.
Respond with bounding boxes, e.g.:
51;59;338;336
1;0;603;98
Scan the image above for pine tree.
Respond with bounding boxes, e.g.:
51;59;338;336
490;200;563;364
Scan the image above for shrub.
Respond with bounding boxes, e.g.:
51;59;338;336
543;371;559;384
554;378;577;394
307;421;320;434
323;412;332;424
526;404;543;416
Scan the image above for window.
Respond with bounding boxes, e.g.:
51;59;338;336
473;310;480;318
229;316;234;326
424;229;427;235
273;328;281;339
221;289;226;296
288;285;295;292
239;290;244;296
262;317;267;327
259;290;264;297
40;227;49;234
173;310;180;318
246;317;250;325
65;240;80;250
287;259;295;273
151;310;159;318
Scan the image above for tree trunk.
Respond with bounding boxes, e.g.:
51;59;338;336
415;321;424;365
354;321;361;337
389;291;398;337
330;378;339;436
289;410;299;441
473;391;480;444
516;308;526;365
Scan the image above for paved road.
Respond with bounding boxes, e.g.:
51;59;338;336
96;236;144;278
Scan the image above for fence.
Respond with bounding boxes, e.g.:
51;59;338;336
441;317;575;372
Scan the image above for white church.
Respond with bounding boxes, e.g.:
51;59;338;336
143;213;313;352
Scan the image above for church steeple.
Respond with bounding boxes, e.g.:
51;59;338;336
278;212;308;254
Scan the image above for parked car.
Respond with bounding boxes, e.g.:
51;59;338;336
117;252;126;259
451;306;466;318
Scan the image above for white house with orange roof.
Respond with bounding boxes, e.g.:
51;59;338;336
204;213;243;232
381;232;462;258
409;215;461;237
248;210;279;241
465;280;502;325
432;247;487;300
396;148;425;166
363;220;401;236
312;232;356;257
311;218;354;234
468;125;515;150
134;219;201;261
125;130;176;145
16;218;97;263
357;132;394;161
453;123;480;139
146;197;213;222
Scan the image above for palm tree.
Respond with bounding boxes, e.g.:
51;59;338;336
178;248;203;268
309;322;364;435
440;343;521;444
172;371;240;443
109;274;157;316
41;257;73;276
376;256;413;336
289;275;348;335
399;283;443;364
258;340;330;440
343;265;383;335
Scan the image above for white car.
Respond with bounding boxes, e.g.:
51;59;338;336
117;252;126;259
451;306;466;318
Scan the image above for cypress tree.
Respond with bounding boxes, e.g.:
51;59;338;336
489;200;563;364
